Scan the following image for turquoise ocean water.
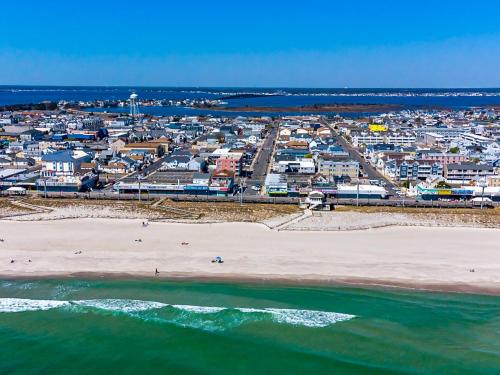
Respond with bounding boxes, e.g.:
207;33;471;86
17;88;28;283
0;279;499;374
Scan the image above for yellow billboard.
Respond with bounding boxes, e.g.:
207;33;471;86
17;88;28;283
369;124;388;132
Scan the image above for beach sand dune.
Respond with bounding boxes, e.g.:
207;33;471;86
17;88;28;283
1;219;499;294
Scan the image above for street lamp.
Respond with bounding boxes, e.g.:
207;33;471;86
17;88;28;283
137;175;144;202
240;182;246;205
356;179;360;207
478;177;487;210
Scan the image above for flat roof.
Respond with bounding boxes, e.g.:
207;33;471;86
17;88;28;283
0;168;27;179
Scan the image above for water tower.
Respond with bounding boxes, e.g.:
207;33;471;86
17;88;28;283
129;92;140;119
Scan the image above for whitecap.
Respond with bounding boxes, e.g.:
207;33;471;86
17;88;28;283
72;299;167;313
264;308;355;328
0;297;355;328
172;305;227;314
236;307;268;314
236;307;354;327
0;298;69;313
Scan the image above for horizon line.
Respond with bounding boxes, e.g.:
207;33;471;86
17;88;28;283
1;85;500;90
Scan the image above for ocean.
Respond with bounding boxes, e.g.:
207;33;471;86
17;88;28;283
0;279;499;374
1;86;500;117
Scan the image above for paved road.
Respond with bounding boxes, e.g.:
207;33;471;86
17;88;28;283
323;120;400;196
243;126;278;195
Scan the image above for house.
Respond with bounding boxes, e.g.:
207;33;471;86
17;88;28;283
247;135;258;145
0;156;13;167
120;142;165;159
278;128;292;140
486;175;500;187
24;142;41;159
386;160;443;181
417;151;468;165
310;173;336;195
265;173;288;196
316;126;332;137
40;150;91;177
19;129;46;142
78;162;97;174
444;163;495;184
215;154;243;176
101;157;137;174
276;147;310;159
192;172;211;185
161;155;192;170
210;171;234;195
278;159;315;174
318;157;360;179
187;157;207;172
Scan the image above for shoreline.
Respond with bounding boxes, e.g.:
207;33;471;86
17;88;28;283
1;219;499;296
3;271;500;296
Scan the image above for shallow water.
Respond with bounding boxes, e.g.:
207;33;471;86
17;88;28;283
0;279;499;374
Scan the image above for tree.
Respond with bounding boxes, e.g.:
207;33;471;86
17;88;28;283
436;181;451;189
449;146;460;154
216;133;225;144
401;180;411;189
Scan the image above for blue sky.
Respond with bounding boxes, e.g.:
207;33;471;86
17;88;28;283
1;0;499;87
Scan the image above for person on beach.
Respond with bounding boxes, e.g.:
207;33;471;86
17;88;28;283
155;268;159;276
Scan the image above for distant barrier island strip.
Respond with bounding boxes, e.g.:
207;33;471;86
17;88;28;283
193;103;405;113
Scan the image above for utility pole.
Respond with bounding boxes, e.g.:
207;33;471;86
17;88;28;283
240;181;246;205
356;179;360;207
479;177;487;209
138;176;141;202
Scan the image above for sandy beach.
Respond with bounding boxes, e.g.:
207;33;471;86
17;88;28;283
1;219;499;294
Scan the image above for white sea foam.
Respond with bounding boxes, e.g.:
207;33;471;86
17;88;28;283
172;305;227;314
236;307;354;327
236;307;268;314
72;299;167;312
0;298;354;327
0;298;69;313
264;308;355;327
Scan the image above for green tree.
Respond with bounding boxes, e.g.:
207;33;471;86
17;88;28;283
216;133;225;143
449;146;460;154
436;181;451;189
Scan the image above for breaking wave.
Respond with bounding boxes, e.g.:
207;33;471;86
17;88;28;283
72;299;167;312
0;298;355;329
172;305;226;314
0;298;69;313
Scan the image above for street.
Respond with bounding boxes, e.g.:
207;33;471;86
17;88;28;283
243;126;278;195
322;120;400;196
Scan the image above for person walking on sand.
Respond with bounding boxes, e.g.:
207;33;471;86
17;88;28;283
155;268;159;277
